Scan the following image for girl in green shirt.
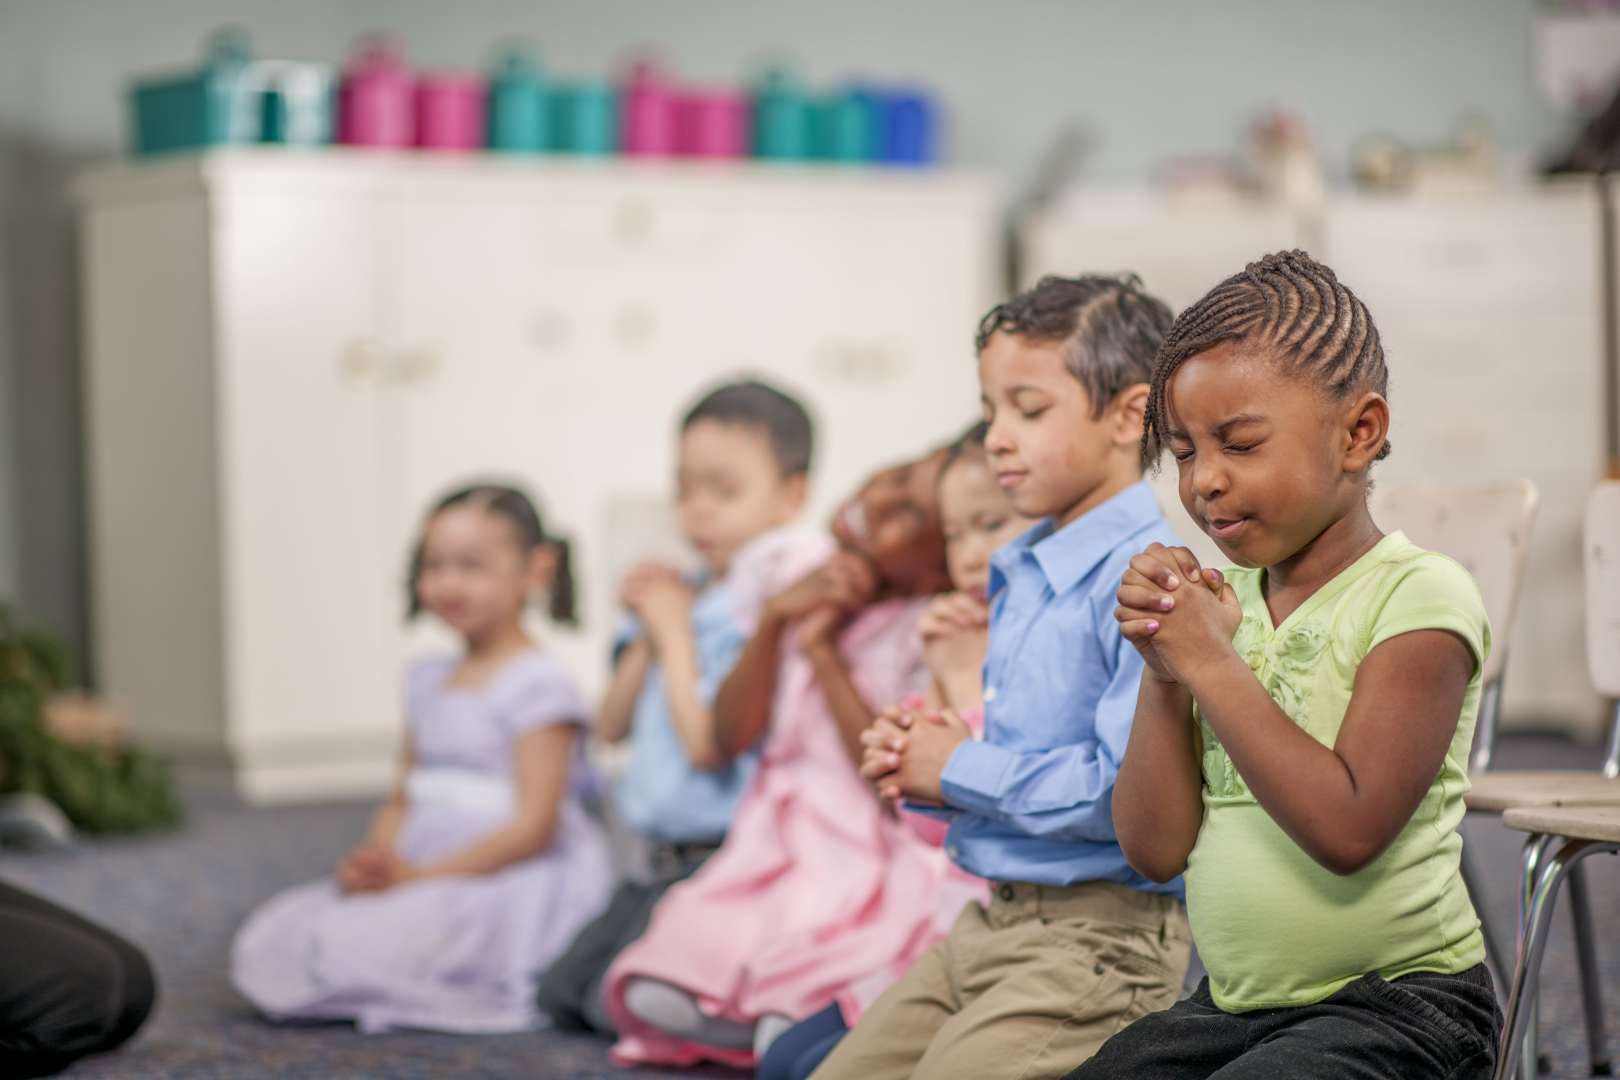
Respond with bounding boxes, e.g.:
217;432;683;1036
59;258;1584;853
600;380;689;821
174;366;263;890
1069;250;1500;1080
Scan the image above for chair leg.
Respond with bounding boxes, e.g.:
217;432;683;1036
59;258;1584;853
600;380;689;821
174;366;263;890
1497;838;1598;1080
1463;842;1511;1003
1471;677;1504;775
1603;698;1620;780
1568;862;1613;1076
1519;834;1558;1078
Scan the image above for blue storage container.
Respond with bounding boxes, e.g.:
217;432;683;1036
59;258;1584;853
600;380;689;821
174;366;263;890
878;89;938;166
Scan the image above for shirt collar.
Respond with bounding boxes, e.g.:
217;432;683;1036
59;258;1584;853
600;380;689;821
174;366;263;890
991;482;1164;597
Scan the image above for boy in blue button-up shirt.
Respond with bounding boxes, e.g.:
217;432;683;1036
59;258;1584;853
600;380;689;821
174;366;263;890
816;277;1194;1080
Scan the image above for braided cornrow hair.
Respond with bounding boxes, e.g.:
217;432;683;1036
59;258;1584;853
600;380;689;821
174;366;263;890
1143;250;1391;467
977;274;1174;467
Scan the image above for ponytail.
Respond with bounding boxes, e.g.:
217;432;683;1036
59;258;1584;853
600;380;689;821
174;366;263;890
547;535;577;626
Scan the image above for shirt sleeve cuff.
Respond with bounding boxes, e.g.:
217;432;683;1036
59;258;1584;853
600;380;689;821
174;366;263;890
940;739;1016;817
902;801;959;820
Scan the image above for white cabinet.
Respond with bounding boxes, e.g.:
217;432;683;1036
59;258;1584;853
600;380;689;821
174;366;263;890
77;150;997;802
1321;187;1605;736
1020;183;1609;738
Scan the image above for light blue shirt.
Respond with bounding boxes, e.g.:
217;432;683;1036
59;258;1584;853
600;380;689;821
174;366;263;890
614;577;758;844
934;481;1185;894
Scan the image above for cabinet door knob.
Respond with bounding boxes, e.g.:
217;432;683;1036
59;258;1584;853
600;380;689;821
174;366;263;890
615;200;654;246
339;339;383;384
385;347;441;385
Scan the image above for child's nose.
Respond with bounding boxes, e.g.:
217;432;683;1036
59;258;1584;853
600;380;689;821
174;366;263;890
1191;456;1228;499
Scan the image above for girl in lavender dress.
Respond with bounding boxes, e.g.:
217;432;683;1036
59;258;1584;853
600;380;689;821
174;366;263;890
231;484;612;1034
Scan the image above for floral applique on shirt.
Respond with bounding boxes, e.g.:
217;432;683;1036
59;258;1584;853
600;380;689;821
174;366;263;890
1201;614;1330;800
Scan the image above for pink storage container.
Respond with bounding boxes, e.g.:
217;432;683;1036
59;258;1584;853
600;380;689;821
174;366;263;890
416;72;486;151
338;38;414;148
675;89;749;158
621;61;678;156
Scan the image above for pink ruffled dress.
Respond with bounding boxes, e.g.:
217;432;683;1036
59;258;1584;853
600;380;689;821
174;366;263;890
602;600;987;1068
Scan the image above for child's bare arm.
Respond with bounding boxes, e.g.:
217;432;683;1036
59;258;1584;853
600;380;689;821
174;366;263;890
801;632;878;769
919;592;988;714
651;618;725;770
362;741;413;849
597;640;652;745
1187;630;1470;875
410;724;575;880
1129;545;1474;875
1110;675;1205;882
714;560;857;758
713;610;788;759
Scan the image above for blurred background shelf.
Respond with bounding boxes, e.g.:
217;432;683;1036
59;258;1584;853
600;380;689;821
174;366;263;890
76;150;998;802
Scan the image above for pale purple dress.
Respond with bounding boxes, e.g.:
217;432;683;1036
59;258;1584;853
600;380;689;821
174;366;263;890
231;649;613;1034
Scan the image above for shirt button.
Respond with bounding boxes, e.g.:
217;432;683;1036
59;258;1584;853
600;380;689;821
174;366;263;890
946;845;960;860
998;884;1016;902
984;686;998;703
1094;962;1106;976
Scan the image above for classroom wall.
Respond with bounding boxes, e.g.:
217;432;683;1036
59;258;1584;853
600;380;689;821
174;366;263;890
0;0;1569;668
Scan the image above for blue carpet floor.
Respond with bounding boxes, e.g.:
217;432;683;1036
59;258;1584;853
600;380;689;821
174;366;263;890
1;734;1615;1079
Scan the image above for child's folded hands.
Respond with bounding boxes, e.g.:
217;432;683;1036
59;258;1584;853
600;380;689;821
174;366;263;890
1114;542;1241;686
860;704;971;806
918;591;989;680
337;843;418;894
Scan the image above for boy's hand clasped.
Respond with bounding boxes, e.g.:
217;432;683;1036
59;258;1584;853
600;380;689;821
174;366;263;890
860;704;971;805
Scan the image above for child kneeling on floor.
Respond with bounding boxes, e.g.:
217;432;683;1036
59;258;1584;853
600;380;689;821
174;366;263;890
1069;251;1501;1079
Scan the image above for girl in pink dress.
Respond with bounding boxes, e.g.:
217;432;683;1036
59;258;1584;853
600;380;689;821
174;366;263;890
760;422;1037;1080
601;440;979;1068
231;484;612;1034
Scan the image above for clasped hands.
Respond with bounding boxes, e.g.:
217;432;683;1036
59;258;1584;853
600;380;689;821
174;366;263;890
1113;542;1243;687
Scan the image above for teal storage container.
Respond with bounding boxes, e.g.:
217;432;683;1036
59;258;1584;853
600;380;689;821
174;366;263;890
753;69;813;160
487;50;548;153
549;81;617;155
130;31;258;155
812;86;881;162
130;31;333;155
256;61;336;146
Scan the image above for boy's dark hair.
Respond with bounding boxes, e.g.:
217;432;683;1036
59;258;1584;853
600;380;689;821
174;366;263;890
975;274;1174;431
407;483;577;626
681;379;814;477
1142;250;1390;465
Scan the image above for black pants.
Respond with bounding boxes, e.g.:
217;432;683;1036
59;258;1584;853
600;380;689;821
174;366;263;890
536;841;716;1036
1067;965;1500;1080
0;880;156;1078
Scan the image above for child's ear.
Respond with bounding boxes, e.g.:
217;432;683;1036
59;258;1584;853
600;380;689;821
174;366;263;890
527;544;559;590
1341;392;1390;473
778;473;810;519
1110;384;1150;446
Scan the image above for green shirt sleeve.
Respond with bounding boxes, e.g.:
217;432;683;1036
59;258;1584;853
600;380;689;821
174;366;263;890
1364;553;1492;677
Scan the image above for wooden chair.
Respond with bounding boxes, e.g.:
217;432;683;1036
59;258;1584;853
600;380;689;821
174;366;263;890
1371;480;1540;989
1369;480;1539;773
1473;481;1620;1078
1494;805;1620;1080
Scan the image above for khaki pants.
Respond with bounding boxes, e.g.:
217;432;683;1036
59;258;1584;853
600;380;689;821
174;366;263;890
811;880;1190;1080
